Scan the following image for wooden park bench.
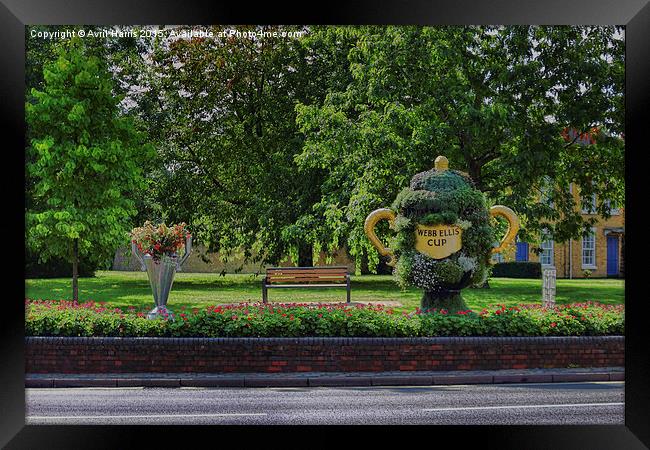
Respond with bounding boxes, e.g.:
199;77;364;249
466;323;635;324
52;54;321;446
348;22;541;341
262;266;351;303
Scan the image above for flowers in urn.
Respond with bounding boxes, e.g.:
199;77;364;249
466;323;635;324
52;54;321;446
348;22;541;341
131;221;191;262
130;221;193;320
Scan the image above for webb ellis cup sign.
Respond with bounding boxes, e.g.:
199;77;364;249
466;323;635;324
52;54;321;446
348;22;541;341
414;224;462;259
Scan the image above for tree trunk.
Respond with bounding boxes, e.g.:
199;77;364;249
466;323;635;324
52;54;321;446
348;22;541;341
359;251;370;275
421;290;469;313
72;238;79;303
298;243;313;267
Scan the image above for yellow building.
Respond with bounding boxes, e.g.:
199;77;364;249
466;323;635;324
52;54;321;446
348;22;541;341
493;183;624;279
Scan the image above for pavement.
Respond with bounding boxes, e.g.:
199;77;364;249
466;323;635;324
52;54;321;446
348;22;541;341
25;366;624;388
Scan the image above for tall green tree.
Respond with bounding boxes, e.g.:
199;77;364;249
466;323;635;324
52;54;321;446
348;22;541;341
26;37;153;301
25;26;151;276
295;25;624;271
125;26;356;269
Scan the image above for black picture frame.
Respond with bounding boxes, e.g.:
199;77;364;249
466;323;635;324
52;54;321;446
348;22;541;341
2;0;648;447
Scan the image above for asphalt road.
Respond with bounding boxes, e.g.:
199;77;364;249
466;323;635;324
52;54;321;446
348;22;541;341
25;381;624;425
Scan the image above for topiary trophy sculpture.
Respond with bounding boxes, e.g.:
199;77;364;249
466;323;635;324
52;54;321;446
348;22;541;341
364;155;519;313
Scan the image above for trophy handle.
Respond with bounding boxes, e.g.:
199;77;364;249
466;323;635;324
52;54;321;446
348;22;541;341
176;235;192;271
490;205;520;254
132;241;146;271
364;208;397;267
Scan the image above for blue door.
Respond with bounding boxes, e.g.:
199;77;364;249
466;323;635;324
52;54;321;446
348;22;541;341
515;242;529;262
607;236;619;276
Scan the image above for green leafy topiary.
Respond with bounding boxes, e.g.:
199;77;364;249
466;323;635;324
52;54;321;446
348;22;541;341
388;164;496;312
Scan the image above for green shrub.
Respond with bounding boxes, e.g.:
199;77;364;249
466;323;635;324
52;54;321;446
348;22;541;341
25;299;624;338
390;181;495;295
491;261;542;279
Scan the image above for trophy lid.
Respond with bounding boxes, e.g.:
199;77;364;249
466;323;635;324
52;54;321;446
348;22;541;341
410;155;474;192
434;155;449;171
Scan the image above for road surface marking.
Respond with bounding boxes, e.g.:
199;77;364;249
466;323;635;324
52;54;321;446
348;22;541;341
422;402;624;412
27;413;268;420
26;387;145;391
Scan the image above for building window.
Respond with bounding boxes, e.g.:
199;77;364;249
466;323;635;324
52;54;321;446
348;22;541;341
540;238;554;266
541;177;554;208
604;199;620;215
492;252;505;264
581;193;597;214
582;229;597;268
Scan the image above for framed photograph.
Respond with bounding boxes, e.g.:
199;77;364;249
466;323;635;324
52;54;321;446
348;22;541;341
3;0;648;447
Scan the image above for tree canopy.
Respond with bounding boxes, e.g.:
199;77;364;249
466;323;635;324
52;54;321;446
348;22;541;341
295;25;624;270
25;25;625;275
121;26;357;269
26;37;153;298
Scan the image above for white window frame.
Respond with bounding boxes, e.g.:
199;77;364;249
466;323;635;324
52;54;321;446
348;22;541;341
540;238;554;267
581;228;597;269
604;199;620;215
581;193;597;214
492;252;505;263
541;177;554;208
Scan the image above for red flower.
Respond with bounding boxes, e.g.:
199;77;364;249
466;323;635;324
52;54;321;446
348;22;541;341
550;322;557;328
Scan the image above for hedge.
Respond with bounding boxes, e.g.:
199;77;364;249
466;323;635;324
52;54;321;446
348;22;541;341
25;249;96;279
25;299;624;338
491;261;542;279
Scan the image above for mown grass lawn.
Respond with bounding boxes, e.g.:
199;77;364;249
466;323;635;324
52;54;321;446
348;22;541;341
25;270;625;314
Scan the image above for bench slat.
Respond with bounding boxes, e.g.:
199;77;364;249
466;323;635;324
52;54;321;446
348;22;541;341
267;270;348;275
266;284;349;288
262;267;351;303
268;278;346;282
268;274;347;279
267;271;348;277
267;266;348;269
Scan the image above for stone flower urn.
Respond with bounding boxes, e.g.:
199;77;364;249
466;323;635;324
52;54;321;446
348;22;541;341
364;155;519;312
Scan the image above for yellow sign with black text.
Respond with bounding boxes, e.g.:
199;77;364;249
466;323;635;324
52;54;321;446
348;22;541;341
414;224;462;259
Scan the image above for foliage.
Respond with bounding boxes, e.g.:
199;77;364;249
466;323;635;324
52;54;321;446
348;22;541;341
131;221;191;261
294;25;625;270
117;25;357;268
491;261;543;279
25;26;152;218
25;299;624;337
23;25;625;275
25;37;153;287
25;248;96;279
389;167;494;296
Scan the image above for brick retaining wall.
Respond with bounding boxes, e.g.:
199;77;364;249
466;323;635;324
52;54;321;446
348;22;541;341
25;336;624;374
25;336;625;373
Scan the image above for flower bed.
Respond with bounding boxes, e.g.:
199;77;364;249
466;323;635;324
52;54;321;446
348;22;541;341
25;300;624;338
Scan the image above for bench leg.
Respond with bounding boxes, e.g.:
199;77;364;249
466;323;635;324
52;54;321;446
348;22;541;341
347;277;351;303
262;283;268;304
